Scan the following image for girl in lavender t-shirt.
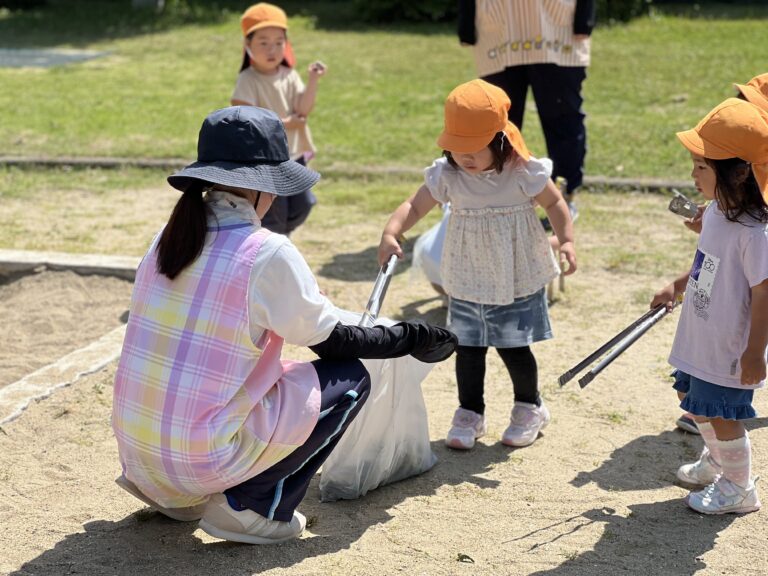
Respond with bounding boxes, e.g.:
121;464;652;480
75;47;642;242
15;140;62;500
651;99;768;515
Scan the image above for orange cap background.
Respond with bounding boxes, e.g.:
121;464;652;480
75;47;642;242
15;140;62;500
734;72;768;114
437;79;530;161
241;3;288;36
677;97;768;200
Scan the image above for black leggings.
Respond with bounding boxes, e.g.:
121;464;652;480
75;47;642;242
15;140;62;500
455;345;539;415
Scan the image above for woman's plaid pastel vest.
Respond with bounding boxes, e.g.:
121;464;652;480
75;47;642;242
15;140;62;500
113;224;320;508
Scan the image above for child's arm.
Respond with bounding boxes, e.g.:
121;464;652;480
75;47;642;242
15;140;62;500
741;278;768;385
378;185;438;265
535;179;577;275
231;95;304;129
295;62;326;118
650;272;689;311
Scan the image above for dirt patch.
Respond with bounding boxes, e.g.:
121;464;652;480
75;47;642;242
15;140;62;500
1;192;766;576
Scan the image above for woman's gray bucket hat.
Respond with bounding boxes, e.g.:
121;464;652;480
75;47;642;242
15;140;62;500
167;106;320;196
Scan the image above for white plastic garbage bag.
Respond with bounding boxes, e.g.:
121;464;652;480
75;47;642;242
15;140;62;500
412;204;450;287
319;308;438;501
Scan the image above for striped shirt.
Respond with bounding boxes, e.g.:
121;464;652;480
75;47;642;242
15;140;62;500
468;0;591;77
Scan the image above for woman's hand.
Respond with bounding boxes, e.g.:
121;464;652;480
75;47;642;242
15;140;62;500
378;233;403;266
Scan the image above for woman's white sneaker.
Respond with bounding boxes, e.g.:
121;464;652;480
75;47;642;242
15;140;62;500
115;473;207;522
198;493;306;544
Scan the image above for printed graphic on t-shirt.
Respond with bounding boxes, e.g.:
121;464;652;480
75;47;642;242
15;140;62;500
687;248;720;321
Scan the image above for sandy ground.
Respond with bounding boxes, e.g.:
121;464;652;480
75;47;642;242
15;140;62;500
1;189;767;576
0;270;132;389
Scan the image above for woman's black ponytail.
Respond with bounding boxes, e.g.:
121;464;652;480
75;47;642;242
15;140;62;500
156;182;210;280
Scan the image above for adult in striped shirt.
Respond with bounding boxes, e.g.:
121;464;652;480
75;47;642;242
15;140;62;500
458;0;596;214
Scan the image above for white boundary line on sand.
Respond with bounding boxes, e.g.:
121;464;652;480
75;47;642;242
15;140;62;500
0;249;138;280
0;325;127;426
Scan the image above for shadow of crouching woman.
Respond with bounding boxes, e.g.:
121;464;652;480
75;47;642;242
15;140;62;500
11;441;511;575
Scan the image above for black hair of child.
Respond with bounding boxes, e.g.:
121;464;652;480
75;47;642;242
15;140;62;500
239;32;255;72
443;131;514;174
707;157;768;224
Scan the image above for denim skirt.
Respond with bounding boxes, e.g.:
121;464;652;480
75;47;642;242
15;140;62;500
447;288;553;348
673;370;757;420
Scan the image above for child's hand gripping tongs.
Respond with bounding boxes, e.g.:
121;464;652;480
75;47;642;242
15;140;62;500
359;254;399;328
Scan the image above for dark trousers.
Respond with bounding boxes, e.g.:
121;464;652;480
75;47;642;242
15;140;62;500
261;190;316;235
456;345;539;415
225;358;370;522
261;156;317;235
483;63;587;194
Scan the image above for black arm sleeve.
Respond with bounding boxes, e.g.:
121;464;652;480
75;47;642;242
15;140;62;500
457;0;477;45
309;321;457;364
574;0;596;36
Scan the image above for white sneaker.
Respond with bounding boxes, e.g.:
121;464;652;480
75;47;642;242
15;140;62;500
445;407;487;450
198;493;306;544
115;473;207;522
676;446;721;486
686;477;761;515
501;401;550;447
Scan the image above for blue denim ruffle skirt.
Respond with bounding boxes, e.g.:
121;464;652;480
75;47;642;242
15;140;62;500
446;288;552;348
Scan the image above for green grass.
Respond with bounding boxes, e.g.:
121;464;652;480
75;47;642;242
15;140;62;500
0;1;766;181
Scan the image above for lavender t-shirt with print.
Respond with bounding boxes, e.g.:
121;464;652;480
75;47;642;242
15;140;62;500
669;203;768;389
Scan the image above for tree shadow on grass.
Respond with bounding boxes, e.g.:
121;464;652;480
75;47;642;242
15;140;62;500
0;0;454;50
0;0;236;49
10;441;510;575
652;2;768;21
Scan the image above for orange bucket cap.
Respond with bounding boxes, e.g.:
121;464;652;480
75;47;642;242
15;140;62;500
735;72;768;113
241;3;288;36
677;97;768;200
437;79;530;161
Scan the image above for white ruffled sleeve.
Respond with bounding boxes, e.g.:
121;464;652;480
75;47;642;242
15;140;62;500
424;157;451;204
517;156;553;197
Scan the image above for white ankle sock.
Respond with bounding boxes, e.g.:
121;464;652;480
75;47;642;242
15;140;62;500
718;434;752;489
696;421;721;465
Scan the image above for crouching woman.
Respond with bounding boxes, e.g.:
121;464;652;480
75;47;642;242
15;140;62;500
112;106;456;544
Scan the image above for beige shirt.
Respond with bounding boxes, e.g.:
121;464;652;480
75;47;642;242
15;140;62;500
471;0;591;77
232;66;316;158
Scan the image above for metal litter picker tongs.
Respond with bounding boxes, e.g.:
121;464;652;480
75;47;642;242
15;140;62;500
558;297;681;389
359;254;399;327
